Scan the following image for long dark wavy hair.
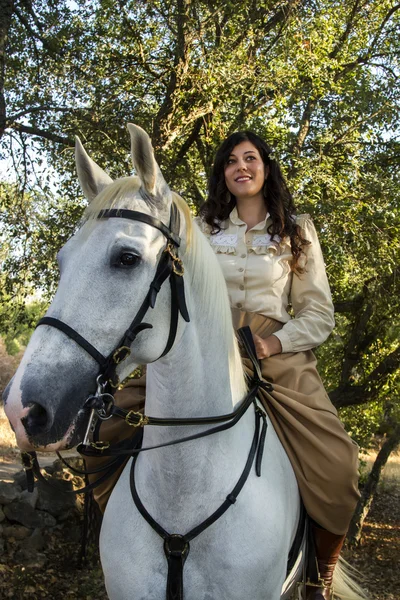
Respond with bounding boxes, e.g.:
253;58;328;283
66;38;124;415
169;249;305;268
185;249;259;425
199;131;310;272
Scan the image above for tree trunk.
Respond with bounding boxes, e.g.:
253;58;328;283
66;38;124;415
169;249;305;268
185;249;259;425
0;0;15;139
347;423;400;546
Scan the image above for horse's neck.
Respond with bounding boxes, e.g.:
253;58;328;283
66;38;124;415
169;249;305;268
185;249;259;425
146;321;246;420
135;314;253;531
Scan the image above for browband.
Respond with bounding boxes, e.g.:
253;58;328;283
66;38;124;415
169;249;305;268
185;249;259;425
98;208;181;247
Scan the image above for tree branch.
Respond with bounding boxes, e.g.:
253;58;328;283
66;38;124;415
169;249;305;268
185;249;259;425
116;0;162;79
335;4;400;82
7;105;72;123
170;116;204;169
334;295;364;313
330;346;400;408
347;421;400;545
288;97;318;177
329;0;363;60
152;0;191;151
8;122;73;146
340;302;373;386
0;0;15;138
232;0;302;48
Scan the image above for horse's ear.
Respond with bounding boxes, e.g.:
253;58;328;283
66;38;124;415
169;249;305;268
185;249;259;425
127;123;170;201
75;136;113;202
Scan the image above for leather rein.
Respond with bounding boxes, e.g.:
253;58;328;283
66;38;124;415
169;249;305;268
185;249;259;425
21;203;278;600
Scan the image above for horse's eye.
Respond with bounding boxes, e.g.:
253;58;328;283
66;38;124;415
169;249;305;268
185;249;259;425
119;252;139;267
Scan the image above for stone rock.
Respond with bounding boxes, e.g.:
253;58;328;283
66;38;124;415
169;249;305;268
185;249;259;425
57;508;74;522
12;470;28;491
0;481;21;505
62;522;81;543
3;524;31;541
19;488;38;509
36;510;57;528
21;528;45;551
0;507;5;523
15;548;47;568
43;463;58;476
36;477;77;517
0;537;4;556
3;501;42;528
53;456;83;472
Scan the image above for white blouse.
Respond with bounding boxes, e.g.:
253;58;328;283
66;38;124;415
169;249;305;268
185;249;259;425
195;208;335;353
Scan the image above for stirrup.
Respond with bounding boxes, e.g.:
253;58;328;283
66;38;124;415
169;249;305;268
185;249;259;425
301;578;334;600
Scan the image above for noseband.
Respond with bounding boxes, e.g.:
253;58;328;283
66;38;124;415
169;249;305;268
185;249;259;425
36;202;190;392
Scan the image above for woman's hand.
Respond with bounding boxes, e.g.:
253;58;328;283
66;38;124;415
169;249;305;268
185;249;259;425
253;334;282;359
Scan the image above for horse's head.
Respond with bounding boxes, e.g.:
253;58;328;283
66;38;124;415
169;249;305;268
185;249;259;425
3;124;190;451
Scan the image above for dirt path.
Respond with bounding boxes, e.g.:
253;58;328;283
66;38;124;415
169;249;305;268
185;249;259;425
346;484;400;600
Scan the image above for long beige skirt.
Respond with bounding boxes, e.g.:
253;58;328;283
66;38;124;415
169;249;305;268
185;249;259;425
86;313;360;535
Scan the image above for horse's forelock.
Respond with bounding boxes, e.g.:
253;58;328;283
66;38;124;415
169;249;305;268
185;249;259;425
82;176;144;220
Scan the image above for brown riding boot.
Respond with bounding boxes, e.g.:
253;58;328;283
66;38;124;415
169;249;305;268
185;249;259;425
305;524;346;600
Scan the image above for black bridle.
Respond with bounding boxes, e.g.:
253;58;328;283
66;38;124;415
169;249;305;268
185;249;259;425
36;203;190;392
21;202;305;600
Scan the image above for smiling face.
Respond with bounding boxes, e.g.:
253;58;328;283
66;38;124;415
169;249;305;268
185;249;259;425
224;141;268;203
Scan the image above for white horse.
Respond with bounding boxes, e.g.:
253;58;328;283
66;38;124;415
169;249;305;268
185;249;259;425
4;125;360;600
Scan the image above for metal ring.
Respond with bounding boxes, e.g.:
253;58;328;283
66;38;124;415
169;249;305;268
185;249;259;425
96;393;115;420
96;374;107;391
172;257;184;276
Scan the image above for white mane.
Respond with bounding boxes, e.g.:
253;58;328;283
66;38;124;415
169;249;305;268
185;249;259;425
82;178;247;399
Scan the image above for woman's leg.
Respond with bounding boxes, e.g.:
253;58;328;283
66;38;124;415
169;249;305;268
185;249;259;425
242;351;359;598
306;522;346;600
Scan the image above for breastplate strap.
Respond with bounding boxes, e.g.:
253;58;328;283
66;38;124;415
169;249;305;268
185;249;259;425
164;535;190;600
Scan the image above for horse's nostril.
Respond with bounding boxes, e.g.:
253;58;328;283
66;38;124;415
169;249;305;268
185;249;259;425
22;403;50;436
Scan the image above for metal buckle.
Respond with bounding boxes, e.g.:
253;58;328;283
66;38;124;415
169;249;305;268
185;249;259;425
21;452;34;470
90;441;110;452
164;534;190;558
125;411;149;427
108;375;120;389
301;579;332;598
113;346;131;364
165;243;184;276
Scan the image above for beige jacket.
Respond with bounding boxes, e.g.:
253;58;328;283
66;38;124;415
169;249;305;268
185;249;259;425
195;208;335;353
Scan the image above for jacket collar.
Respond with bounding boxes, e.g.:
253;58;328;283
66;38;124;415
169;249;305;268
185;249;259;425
229;206;271;230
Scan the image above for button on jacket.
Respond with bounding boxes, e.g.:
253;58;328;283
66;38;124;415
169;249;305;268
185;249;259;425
195;208;335;353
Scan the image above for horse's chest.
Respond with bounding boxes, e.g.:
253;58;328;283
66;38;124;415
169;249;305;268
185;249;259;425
100;462;294;600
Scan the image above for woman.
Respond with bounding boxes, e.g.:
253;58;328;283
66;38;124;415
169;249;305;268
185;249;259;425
87;131;360;600
196;131;360;600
